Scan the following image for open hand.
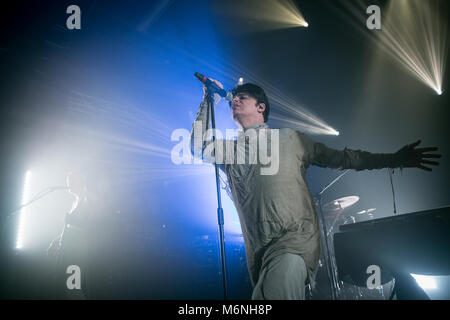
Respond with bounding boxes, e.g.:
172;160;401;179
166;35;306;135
395;140;441;171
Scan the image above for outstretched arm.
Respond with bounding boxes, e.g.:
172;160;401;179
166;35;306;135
300;132;441;171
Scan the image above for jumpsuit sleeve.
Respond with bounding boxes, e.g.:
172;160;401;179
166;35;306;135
297;131;399;171
190;94;227;170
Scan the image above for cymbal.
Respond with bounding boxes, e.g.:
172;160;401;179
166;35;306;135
322;196;359;213
356;208;376;215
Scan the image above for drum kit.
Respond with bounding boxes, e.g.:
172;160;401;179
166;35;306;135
307;169;395;300
312;194;394;300
323;196;377;232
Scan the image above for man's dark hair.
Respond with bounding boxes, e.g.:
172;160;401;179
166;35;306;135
231;83;270;122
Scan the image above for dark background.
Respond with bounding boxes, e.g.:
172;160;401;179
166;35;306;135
0;0;449;299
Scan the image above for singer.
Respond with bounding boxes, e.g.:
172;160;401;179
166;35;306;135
190;79;441;300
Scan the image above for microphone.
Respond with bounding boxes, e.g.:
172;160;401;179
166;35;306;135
194;72;233;101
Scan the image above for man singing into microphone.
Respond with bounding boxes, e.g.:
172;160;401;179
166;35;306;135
190;79;441;300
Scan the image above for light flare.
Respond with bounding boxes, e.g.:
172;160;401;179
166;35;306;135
16;171;32;249
218;0;308;32
335;0;448;95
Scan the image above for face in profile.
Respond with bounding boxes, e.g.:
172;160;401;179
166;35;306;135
230;92;260;123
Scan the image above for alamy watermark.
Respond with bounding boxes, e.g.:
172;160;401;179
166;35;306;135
366;5;381;30
366;264;382;290
66;265;81;290
66;5;81;30
171;122;280;175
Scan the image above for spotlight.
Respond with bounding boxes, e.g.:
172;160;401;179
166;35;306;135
222;0;308;31
238;77;244;85
411;274;437;290
337;0;447;95
375;1;447;95
304;22;309;27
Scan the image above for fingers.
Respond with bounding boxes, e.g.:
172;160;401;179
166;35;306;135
418;164;433;171
209;78;224;89
421;153;441;159
416;147;439;153
203;79;224;94
421;159;440;166
409;140;421;148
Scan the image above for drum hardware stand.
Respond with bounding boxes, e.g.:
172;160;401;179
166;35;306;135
314;169;350;300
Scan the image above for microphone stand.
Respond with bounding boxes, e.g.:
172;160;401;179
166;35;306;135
5;186;68;220
205;87;228;300
314;169;350;300
1;187;68;245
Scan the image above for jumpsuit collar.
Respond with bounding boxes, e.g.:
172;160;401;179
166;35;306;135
243;122;269;132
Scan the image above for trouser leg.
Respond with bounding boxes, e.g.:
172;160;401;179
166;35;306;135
252;253;307;300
